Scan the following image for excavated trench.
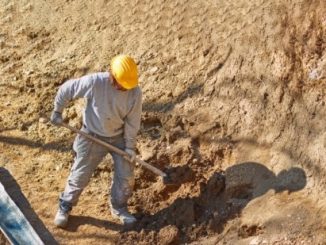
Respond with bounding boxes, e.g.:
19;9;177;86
114;112;308;244
116;138;307;244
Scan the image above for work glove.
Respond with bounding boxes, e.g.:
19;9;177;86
50;111;63;126
125;148;136;163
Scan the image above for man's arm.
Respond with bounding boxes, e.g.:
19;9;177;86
54;74;94;113
124;89;142;150
50;74;94;126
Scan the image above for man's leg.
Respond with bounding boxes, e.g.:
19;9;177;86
54;134;109;228
109;137;136;225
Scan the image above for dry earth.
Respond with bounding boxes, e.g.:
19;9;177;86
0;0;326;244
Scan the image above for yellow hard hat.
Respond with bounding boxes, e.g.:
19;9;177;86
110;55;138;90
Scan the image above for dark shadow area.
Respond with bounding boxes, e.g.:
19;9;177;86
0;126;17;133
0;135;71;152
132;162;306;243
65;215;123;232
163;165;195;186
206;45;232;79
200;134;326;194
0;167;58;245
0;118;43;133
0;116;73;152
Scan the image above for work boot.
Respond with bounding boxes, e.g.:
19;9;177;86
111;207;137;226
54;209;70;228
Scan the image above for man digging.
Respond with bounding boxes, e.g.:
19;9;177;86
50;55;142;228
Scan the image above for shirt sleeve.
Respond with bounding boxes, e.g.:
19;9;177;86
124;89;142;149
53;74;95;113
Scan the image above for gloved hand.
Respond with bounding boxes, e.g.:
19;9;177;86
125;148;136;163
50;111;63;126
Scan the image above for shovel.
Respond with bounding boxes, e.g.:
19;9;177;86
57;122;174;185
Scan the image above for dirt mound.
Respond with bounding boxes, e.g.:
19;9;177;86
0;0;325;244
119;162;308;244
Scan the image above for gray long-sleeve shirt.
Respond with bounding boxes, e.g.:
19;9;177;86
54;72;142;149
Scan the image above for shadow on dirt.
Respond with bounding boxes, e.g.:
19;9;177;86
65;215;123;232
0;167;58;245
0;135;71;152
133;162;306;243
163;165;195;186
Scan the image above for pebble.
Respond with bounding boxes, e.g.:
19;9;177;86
3;15;13;23
25;70;34;75
149;67;159;74
39;117;48;123
308;69;319;80
249;237;261;245
158;225;180;244
4;3;14;12
22;3;33;12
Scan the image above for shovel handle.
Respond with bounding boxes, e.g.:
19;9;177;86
60;122;167;178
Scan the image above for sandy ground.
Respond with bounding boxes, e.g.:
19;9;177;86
0;0;326;244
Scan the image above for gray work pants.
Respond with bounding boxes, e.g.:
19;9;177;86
59;127;135;212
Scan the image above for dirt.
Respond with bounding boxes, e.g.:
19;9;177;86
0;0;326;244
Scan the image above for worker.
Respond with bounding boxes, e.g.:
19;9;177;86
50;55;142;228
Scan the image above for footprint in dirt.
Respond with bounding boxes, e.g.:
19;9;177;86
133;162;306;243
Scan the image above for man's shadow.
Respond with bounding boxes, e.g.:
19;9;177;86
65;215;123;232
133;162;307;242
0;167;58;245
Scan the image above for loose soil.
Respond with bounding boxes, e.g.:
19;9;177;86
0;0;325;244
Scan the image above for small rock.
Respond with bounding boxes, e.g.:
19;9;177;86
3;15;12;23
158;225;179;245
22;3;33;12
25;70;34;75
308;69;319;80
149;67;159;74
249;237;261;245
39;117;48;123
140;148;154;161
